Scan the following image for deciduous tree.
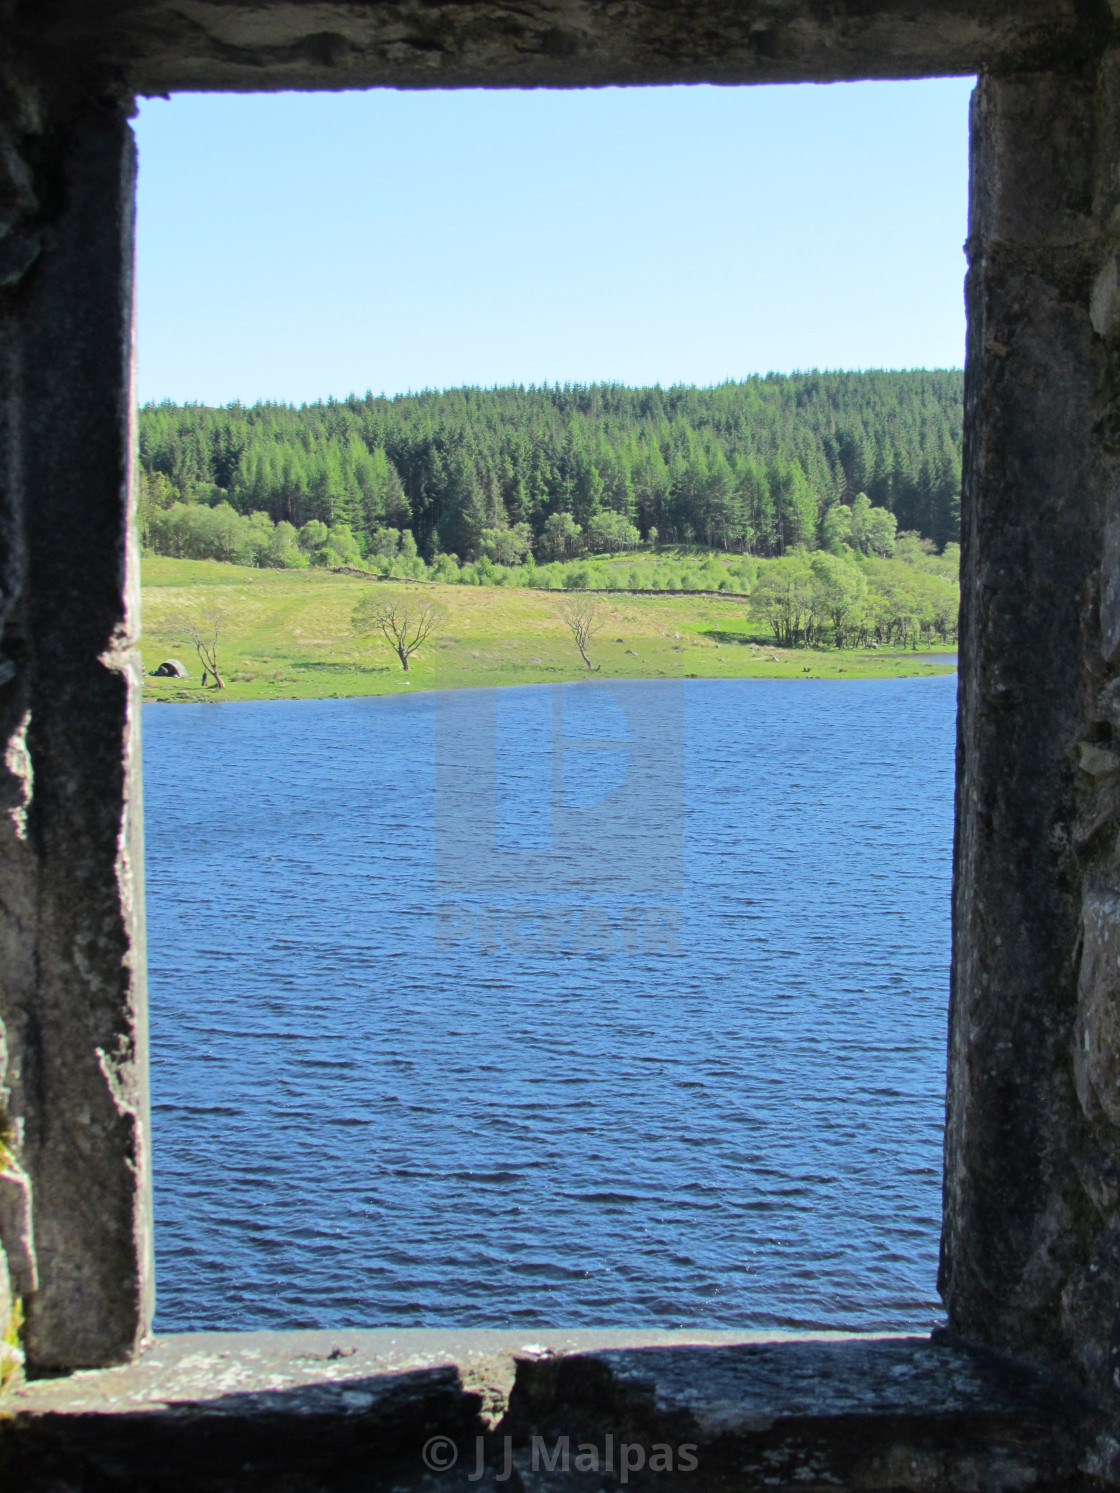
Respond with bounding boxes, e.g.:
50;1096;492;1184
558;596;605;670
352;592;440;672
172;609;225;688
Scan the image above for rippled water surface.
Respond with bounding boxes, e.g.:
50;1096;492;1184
145;676;955;1333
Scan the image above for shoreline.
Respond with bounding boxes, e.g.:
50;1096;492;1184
143;658;958;705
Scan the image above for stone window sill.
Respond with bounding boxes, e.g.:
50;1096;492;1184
1;1330;1111;1490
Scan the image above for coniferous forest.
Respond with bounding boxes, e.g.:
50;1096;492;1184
139;370;963;564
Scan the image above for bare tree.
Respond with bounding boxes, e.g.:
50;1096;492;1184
171;610;225;688
352;593;440;672
558;596;605;671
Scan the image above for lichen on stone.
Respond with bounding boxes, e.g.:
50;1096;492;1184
0;1292;25;1396
0;1036;35;1391
0;1100;21;1398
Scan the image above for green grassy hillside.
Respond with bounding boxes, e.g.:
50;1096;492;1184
140;558;956;703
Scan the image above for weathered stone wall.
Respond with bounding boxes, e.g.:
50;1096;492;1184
0;59;152;1370
940;51;1120;1401
5;0;1116;94
4;0;1120;1407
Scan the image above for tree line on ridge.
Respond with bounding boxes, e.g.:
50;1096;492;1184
138;370;962;566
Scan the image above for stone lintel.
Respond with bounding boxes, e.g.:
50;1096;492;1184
0;1331;1108;1492
6;0;1116;98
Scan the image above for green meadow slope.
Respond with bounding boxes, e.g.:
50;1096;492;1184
140;558;956;703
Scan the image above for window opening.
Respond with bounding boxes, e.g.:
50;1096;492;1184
135;79;969;1334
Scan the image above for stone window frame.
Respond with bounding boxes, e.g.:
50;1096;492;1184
0;2;1118;1419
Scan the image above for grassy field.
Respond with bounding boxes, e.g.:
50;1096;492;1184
139;557;957;703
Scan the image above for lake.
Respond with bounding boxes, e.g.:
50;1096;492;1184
143;675;956;1334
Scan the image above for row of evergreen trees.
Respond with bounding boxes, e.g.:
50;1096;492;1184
139;371;963;562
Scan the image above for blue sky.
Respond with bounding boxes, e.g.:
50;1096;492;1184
134;79;974;405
